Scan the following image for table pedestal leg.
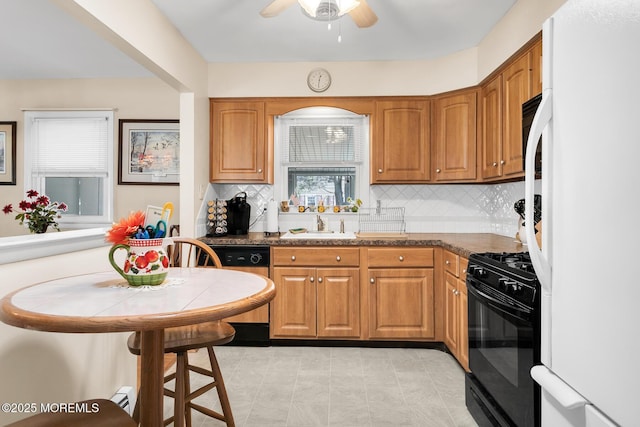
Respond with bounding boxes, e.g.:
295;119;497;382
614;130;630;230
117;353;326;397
139;330;165;427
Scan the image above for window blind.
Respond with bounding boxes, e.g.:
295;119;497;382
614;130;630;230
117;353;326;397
281;117;364;164
32;116;109;173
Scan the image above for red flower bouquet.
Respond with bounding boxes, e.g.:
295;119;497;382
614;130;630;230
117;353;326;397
3;190;68;233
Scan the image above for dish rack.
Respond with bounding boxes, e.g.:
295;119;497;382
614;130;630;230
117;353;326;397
358;207;406;234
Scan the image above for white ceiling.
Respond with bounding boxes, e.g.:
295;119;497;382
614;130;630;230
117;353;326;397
0;0;516;79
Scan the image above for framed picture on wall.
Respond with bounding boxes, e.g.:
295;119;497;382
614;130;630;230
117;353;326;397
118;119;180;185
0;121;17;185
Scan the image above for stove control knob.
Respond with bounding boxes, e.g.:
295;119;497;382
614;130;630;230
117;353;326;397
512;284;524;296
250;253;263;264
500;279;518;293
469;265;487;278
498;278;509;291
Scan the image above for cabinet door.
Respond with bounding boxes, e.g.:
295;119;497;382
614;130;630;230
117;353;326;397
368;268;435;339
210;100;268;183
502;53;531;177
481;75;503;179
459;278;469;372
317;268;360;338
531;38;543;96
444;272;459;355
372;100;431;183
432;91;477;181
271;267;316;338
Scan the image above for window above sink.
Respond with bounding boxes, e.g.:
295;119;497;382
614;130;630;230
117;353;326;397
274;107;370;210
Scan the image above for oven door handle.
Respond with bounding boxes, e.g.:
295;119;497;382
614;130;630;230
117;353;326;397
467;280;533;320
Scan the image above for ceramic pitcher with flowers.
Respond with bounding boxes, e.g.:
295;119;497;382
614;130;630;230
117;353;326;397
106;210;171;286
109;238;170;286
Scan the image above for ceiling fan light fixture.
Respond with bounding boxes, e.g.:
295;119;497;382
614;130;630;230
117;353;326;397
298;0;322;17
298;0;360;19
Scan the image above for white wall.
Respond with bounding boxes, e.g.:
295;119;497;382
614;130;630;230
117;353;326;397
0;246;136;425
208;0;567;97
209;48;479;97
477;0;567;80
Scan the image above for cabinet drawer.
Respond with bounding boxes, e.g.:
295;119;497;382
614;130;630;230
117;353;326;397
367;248;434;268
273;247;359;267
444;251;460;277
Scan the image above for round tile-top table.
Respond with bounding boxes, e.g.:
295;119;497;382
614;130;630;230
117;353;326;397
0;267;276;426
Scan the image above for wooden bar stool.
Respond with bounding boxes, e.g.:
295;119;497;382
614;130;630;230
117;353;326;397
6;399;136;427
128;238;236;427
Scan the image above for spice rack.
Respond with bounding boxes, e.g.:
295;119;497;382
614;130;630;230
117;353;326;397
205;199;228;237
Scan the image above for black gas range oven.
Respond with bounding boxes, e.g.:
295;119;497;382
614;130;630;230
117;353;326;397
465;252;541;427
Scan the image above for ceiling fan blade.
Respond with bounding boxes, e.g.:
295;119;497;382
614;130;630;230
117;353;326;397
349;0;378;27
260;0;298;18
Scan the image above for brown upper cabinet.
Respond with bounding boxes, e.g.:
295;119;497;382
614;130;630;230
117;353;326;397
431;89;478;182
480;75;503;179
481;35;542;180
371;98;431;183
210;100;272;183
210;35;542;186
531;38;543;96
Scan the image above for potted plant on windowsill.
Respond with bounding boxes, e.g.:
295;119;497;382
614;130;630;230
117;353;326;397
3;190;68;234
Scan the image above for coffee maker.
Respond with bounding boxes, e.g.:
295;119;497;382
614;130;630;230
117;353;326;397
227;192;251;235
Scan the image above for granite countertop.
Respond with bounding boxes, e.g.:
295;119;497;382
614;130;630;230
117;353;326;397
199;232;526;258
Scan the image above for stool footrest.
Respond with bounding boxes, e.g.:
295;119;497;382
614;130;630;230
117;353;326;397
189;402;226;422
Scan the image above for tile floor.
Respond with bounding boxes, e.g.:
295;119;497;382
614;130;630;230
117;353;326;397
163;345;479;427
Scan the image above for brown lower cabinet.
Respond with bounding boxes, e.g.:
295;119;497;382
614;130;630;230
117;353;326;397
270;246;463;351
367;267;435;339
365;247;436;340
443;250;470;371
271;247;360;339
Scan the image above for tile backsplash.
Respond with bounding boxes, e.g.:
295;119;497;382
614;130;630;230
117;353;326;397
199;181;535;239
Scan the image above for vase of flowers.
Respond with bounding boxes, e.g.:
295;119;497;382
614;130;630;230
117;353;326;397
3;190;68;233
106;211;170;287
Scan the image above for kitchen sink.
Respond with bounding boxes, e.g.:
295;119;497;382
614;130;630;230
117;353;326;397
280;231;357;240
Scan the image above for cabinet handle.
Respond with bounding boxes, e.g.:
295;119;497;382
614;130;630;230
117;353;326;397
310;276;314;282
436;168;441;173
258;168;263;173
318;277;323;283
378;168;383;173
398;256;404;261
462;268;467;274
445;260;450;265
492;162;498;167
291;255;296;261
370;278;375;284
500;160;505;165
336;256;341;262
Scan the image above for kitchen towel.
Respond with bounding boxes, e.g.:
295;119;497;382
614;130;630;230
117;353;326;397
266;199;278;233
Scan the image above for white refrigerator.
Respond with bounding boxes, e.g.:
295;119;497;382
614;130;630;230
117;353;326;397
524;0;640;426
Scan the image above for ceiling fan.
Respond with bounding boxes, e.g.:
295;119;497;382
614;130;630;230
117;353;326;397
260;0;378;28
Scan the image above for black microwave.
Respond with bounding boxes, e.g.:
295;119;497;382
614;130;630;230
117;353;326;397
522;93;542;177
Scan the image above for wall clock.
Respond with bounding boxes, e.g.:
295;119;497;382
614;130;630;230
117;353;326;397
307;68;331;93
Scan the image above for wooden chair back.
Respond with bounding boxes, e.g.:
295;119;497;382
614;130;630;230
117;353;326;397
167;237;222;268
